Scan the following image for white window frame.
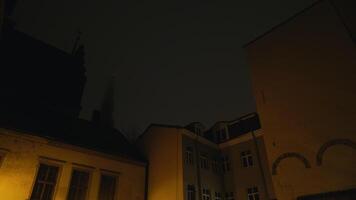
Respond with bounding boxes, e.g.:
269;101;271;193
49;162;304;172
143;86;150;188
222;155;230;172
216;127;229;142
202;188;211;200
185;147;194;165
211;159;220;173
200;154;209;169
241;150;253;168
247;187;259;200
214;192;222;200
187;184;195;200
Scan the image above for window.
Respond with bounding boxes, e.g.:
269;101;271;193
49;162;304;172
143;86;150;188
187;184;195;200
98;174;117;200
195;126;202;136
30;163;60;200
241;150;253;168
222;155;230;172
214;192;222;200
185;147;194;165
216;128;229;142
211;159;220;173
225;192;234;200
247;187;259;200
202;188;211;200
200;154;209;169
67;169;90;200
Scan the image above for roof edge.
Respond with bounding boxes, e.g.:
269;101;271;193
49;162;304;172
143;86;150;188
243;0;326;48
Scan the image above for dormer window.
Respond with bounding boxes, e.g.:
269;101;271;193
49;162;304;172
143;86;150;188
216;127;229;142
195;126;202;136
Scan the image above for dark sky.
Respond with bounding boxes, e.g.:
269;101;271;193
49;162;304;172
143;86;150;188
13;0;315;138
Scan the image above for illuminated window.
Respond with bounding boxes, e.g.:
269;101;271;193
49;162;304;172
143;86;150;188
67;169;90;200
247;187;259;200
200;154;209;169
241;150;253;168
222;155;230;172
185;147;194;165
30;163;59;200
187;184;195;200
211;159;220;173
98;174;117;200
225;192;234;200
202;188;211;200
214;192;222;200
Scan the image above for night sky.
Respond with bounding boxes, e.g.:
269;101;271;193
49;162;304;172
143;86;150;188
12;0;315;139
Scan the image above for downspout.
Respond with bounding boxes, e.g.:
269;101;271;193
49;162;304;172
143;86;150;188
144;162;149;200
252;131;270;200
194;135;202;200
176;131;179;200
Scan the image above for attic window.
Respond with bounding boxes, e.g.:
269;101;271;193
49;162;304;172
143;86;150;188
216;128;228;142
195;126;202;136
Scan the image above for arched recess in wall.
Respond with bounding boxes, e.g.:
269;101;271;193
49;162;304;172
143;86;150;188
316;139;356;166
272;152;311;175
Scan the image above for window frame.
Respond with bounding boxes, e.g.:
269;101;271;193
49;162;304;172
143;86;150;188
200;154;209;170
187;184;196;200
98;170;120;200
241;150;254;168
185;147;194;165
222;155;230;172
214;191;222;200
216;127;229;142
247;187;259;200
202;188;211;200
29;159;63;200
66;167;92;200
211;158;220;173
225;192;234;200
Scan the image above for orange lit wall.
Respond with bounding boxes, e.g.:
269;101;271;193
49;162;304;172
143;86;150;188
137;126;184;200
246;1;356;200
0;128;146;200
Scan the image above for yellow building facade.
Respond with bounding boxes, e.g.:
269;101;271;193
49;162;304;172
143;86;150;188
0;128;146;200
137;113;274;200
245;1;356;199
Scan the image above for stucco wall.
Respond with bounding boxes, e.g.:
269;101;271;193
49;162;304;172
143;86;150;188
220;132;275;200
246;1;356;199
137;126;184;200
0;128;146;200
182;133;223;200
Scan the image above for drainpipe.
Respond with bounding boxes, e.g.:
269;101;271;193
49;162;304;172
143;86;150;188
144;162;149;200
194;135;202;200
252;131;270;200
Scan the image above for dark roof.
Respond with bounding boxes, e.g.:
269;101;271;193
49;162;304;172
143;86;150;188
0;25;145;164
228;113;261;139
0;25;86;118
203;113;261;144
0;112;145;163
184;122;205;134
139;113;261;145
